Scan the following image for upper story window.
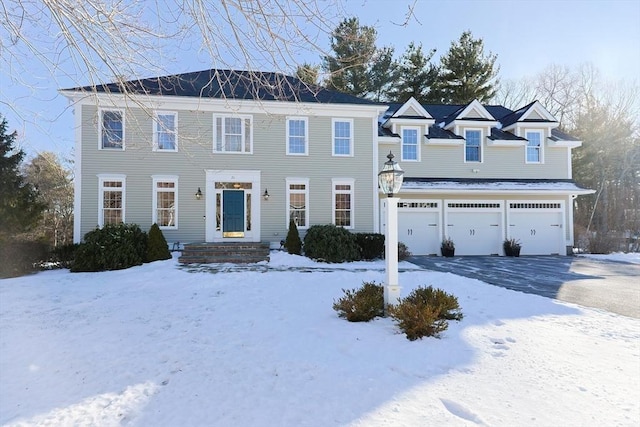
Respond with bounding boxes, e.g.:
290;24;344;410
465;129;482;162
332;178;354;229
286;117;308;155
286;178;309;229
100;110;124;150
526;131;543;163
153;112;177;152
152;176;178;229
98;175;125;226
214;115;252;153
332;119;353;156
401;128;419;161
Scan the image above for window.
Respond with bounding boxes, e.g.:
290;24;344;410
526;131;542;163
332;119;353;156
286;178;309;228
402;128;419;161
152;176;178;229
465;129;482;162
214;115;252;153
153;112;177;151
286;117;308;155
100;110;124;150
98;175;125;226
332;179;354;228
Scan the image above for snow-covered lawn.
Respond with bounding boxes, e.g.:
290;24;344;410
1;252;639;426
579;252;640;265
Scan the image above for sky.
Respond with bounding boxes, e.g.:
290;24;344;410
1;0;639;161
1;251;639;425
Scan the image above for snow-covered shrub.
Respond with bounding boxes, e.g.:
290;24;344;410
71;223;147;272
388;286;463;340
303;224;360;263
333;281;384;322
146;223;171;262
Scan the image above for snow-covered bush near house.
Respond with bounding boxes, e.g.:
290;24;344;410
1;251;638;426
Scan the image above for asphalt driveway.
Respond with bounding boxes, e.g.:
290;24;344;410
407;255;640;318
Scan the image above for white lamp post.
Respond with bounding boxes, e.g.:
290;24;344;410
377;151;404;311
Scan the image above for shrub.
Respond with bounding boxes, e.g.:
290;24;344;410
71;223;148;272
50;243;80;269
333;281;384;322
303;224;360;263
284;218;302;255
0;239;50;278
388;286;463;340
146;223;171;262
355;233;385;260
398;241;411;261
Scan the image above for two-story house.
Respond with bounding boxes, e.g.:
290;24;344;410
61;69;591;257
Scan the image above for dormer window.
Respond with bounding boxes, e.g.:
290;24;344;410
401;127;420;161
526;131;543;163
465;129;482;162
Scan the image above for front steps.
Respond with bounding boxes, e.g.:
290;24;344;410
178;242;270;264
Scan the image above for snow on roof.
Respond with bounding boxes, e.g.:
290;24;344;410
401;179;593;193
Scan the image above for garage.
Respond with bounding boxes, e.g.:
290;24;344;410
444;201;503;255
507;201;565;255
397;200;441;255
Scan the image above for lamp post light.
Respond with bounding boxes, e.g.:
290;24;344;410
377;151;404;311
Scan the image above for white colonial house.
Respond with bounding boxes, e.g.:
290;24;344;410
61;69;592;257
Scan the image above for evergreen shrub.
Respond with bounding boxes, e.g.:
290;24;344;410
333;281;384;322
0;239;49;277
303;224;360;263
71;223;147;272
388;286;463;340
398;242;411;261
355;233;385;260
284;219;302;255
146;223;171;262
50;243;79;269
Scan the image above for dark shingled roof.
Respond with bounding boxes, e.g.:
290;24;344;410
427;125;464;140
550;128;581;142
63;69;379;105
488;128;527;141
499;101;538;127
379;127;400;138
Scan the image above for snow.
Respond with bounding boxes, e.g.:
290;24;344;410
1;252;639;426
579;252;640;265
401;180;590;193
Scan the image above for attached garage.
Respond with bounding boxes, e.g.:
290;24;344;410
397;200;441;255
507;201;565;255
444;201;503;255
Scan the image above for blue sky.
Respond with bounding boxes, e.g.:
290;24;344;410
1;0;638;160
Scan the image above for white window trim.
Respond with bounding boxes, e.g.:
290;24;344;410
464;128;483;163
332;178;355;229
97;174;126;227
285;178;310;229
153;111;178;152
401;126;421;162
525;130;544;164
213;114;254;154
286;116;309;156
152;175;179;229
332;118;354;157
98;109;125;151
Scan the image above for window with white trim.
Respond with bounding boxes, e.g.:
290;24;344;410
526;131;543;163
214;115;252;153
98;175;125;226
465;129;482;162
401;127;419;161
100;110;124;150
332;179;354;228
332;119;353;156
286;117;308;155
286;178;309;228
152;176;178;229
153;112;177;151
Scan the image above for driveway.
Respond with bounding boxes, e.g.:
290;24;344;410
407;255;640;319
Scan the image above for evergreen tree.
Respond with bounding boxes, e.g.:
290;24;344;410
386;42;440;103
0;115;44;242
284;218;302;255
322;17;396;99
146;223;172;262
437;31;500;104
295;63;320;86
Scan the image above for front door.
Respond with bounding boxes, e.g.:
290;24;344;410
223;190;244;238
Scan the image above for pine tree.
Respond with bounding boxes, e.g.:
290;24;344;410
386;42;440;103
146;223;172;262
295;63;320;86
284;218;302;255
0;115;44;243
437;31;500;104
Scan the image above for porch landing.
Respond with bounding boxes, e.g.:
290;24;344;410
178;242;270;264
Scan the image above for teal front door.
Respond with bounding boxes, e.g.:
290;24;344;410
223;190;245;237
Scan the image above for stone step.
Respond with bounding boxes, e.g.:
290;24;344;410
178;242;270;264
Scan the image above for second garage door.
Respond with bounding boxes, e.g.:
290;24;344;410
445;201;503;256
507;201;565;255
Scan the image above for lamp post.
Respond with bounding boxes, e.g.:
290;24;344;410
377;151;404;311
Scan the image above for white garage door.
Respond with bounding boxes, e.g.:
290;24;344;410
445;201;503;256
508;201;565;255
398;200;441;255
